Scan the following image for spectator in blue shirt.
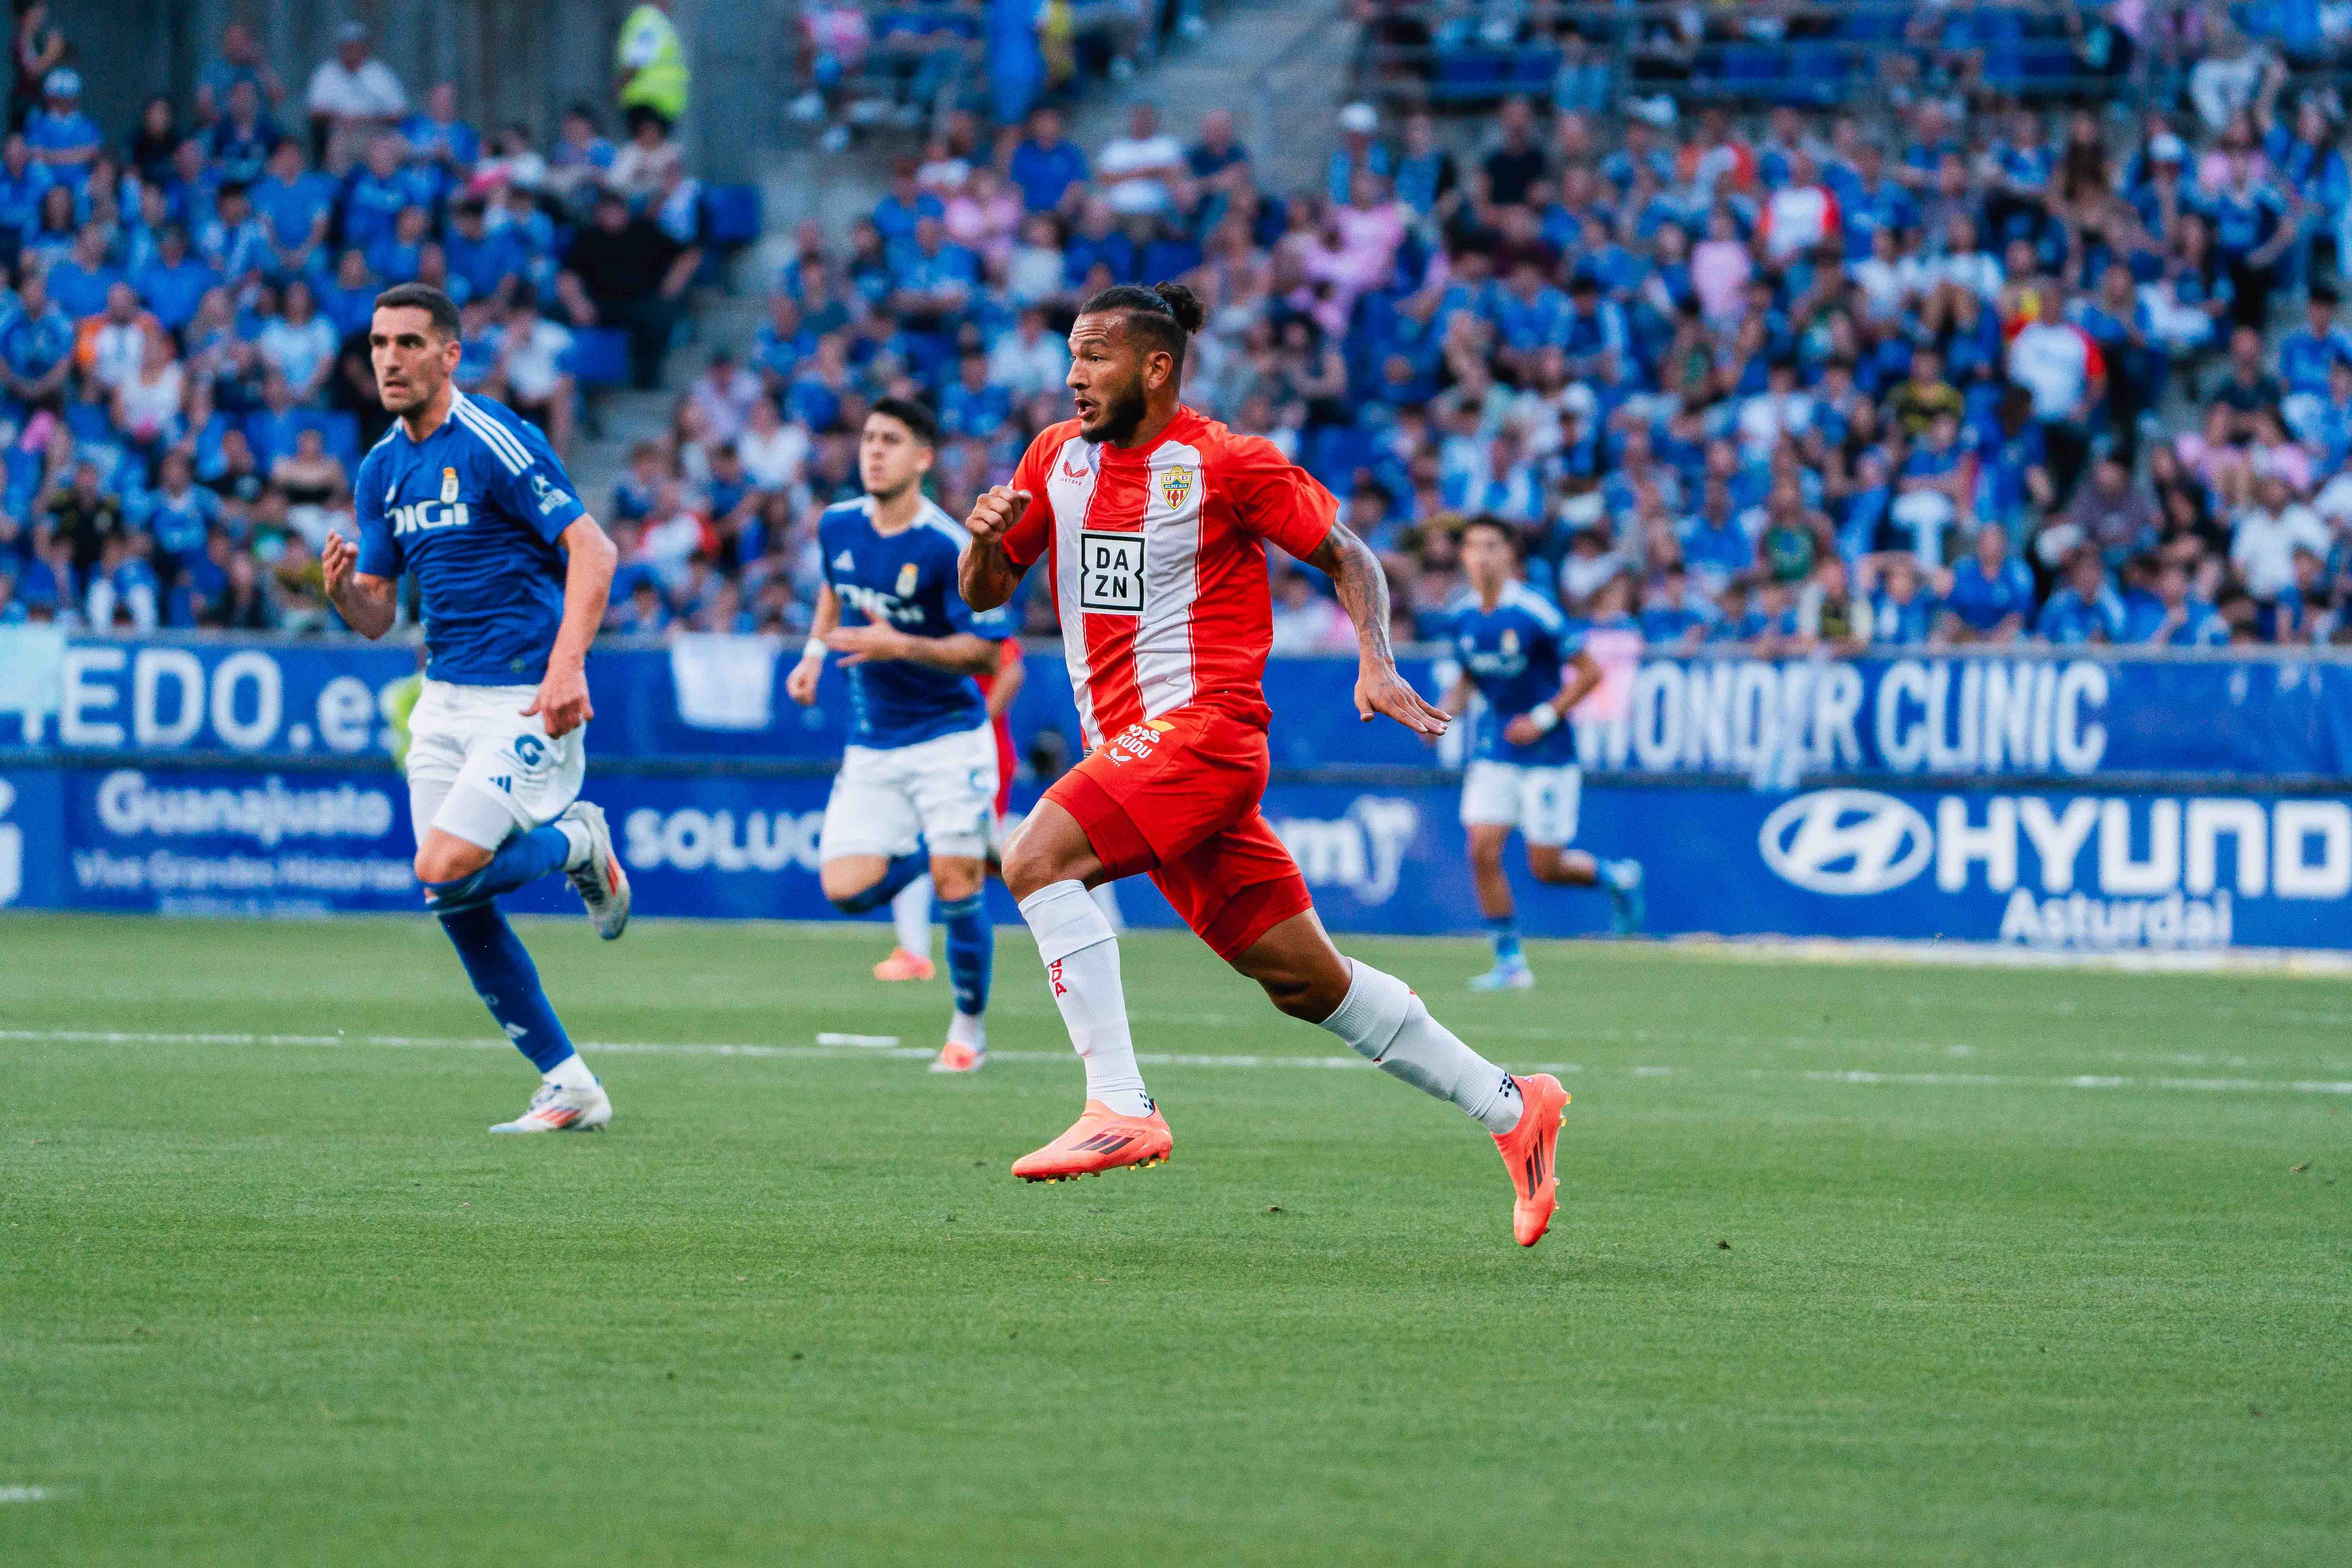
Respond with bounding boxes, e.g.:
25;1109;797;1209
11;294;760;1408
2124;558;2231;646
1679;482;1754;596
402;83;480;175
338;133;427;255
251;140;334;279
2276;285;2352;400
1939;522;2036;642
938;351;1011;440
0;265;73;409
442;199;523;305
193;21;286;128
1870;556;1939;645
1006;107;1088;214
196;183;271;282
206;79;281;187
2034;548;2127;644
24;70;101;190
316;247;379;339
131;225;218;334
45;223;120;319
870;162;942;250
0;134;48;259
1638;565;1713;648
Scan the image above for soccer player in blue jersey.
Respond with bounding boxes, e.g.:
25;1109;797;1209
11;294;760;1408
321;282;632;1133
1437;518;1643;989
786;398;1006;1073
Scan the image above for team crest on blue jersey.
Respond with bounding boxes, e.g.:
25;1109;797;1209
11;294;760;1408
1501;628;1520;655
896;562;920;597
440;467;459;504
1160;465;1194;509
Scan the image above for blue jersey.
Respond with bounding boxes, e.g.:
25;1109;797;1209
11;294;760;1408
1448;583;1583;765
818;495;999;749
354;390;588;685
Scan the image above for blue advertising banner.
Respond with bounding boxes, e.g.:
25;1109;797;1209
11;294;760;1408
4;633;2351;783
6;763;2347;953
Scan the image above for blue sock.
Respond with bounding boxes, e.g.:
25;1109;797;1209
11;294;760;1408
1485;914;1523;965
421;824;572;911
829;849;929;915
938;892;993;1019
436;903;576;1073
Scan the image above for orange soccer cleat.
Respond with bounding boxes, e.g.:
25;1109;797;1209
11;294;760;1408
1011;1101;1173;1182
873;946;936;982
1493;1073;1570;1247
930;1039;986;1074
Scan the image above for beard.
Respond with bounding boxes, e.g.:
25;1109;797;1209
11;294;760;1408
1081;374;1150;444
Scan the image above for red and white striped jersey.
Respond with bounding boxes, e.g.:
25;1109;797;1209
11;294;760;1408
1002;406;1338;745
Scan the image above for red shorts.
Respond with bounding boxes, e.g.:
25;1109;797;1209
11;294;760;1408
1043;705;1313;961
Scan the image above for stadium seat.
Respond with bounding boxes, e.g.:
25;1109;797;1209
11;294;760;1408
702;184;764;249
564;328;634;390
64;401;112;442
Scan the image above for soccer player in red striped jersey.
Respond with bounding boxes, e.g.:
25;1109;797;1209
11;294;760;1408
961;283;1569;1246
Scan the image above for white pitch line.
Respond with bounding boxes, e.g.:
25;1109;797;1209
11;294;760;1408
0;1487;57;1504
8;1027;2352;1096
1804;1068;2352;1095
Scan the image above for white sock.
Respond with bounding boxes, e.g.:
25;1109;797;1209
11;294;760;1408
1089;880;1126;931
1318;959;1523;1134
892;874;934;955
1018;879;1152;1116
543;1052;597;1091
948;1010;986;1051
556;817;593;871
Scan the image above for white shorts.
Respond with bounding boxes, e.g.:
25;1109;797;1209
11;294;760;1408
1460;760;1581;847
818;723;999;863
404;679;586;852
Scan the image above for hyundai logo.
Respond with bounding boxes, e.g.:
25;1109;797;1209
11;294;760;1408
1758;789;1932;896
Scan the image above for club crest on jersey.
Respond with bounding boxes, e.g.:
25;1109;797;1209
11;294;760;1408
440;467;459;504
895;562;920;597
1501;628;1520;655
1159;464;1194;510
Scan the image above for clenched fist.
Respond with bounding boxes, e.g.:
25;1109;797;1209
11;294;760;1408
965;486;1032;549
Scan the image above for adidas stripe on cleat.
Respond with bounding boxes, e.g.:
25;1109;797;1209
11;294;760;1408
1492;1073;1569;1246
1011;1100;1172;1182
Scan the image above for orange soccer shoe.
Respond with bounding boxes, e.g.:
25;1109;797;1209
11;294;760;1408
1493;1073;1570;1247
930;1039;986;1074
1011;1101;1173;1183
873;946;936;982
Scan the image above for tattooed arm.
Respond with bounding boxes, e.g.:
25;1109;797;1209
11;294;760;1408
1301;520;1452;736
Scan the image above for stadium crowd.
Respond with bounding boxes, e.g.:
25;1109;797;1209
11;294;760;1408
0;14;707;633
15;3;2352;653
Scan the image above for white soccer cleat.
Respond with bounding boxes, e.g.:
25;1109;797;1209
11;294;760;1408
1469;958;1536;992
561;801;631;940
489;1080;612;1133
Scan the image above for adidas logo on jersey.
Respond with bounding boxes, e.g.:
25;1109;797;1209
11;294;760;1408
834;550;855;570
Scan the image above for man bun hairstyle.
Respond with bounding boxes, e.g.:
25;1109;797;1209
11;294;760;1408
373;281;461;341
1080;280;1204;370
869;394;940;450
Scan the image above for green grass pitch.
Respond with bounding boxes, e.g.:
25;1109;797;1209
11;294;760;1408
2;912;2347;1565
